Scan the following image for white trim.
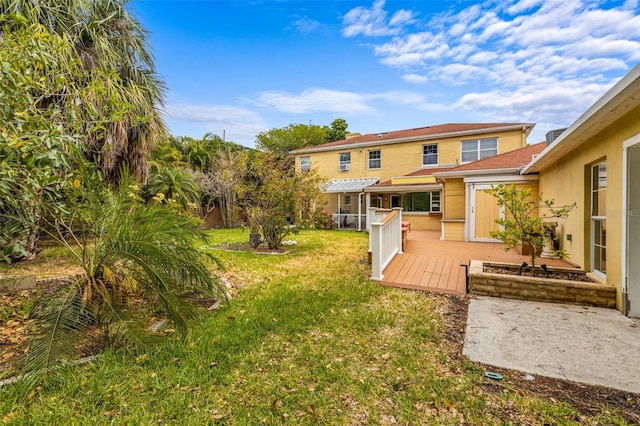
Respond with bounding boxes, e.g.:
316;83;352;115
590;162;608;277
463;174;538;184
364;183;442;193
459;137;499;164
622;133;640;316
468;183;504;242
434;167;522;178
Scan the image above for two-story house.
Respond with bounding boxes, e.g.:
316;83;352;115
291;122;534;231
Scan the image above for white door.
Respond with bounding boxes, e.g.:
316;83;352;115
625;138;640;317
469;184;503;242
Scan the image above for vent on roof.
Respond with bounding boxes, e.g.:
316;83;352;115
377;134;382;138
545;128;567;144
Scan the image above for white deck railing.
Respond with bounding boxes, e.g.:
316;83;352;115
369;208;403;281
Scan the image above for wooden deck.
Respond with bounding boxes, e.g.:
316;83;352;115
379;230;574;296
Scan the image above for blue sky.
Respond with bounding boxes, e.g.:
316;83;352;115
129;0;640;147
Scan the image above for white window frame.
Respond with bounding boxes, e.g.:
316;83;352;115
423;144;438;166
339;152;351;171
591;161;607;276
461;138;498;163
300;156;310;172
402;191;441;213
368;150;381;169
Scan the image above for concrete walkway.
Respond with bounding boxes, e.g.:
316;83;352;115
464;296;640;394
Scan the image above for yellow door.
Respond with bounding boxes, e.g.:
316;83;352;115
473;187;502;241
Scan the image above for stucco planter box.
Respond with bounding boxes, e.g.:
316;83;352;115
468;260;616;308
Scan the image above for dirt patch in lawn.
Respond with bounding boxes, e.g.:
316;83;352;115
211;241;290;255
441;294;640;424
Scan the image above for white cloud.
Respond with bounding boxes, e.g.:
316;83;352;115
166;104;263;123
254;87;444;115
255;88;376;114
506;0;544;15
402;73;428;84
342;0;414;37
290;17;321;35
389;9;415;27
342;0;640;135
454;77;614;137
164;104;267;145
375;32;450;66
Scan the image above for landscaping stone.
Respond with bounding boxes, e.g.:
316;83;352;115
0;275;36;292
468;260;616;308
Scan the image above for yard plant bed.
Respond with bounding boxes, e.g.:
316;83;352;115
469;260;616;308
484;264;595;282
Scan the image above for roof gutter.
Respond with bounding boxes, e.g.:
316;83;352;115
364;183;443;193
433;167;522;178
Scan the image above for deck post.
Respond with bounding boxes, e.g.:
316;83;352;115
370;222;384;280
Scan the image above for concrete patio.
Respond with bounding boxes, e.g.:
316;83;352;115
464;296;640;394
376;231;640;395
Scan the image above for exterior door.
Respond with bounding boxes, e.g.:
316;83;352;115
625;138;640;317
469;184;502;242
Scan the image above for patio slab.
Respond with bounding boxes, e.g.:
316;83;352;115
464;296;640;394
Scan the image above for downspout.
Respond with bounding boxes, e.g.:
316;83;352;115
358;192;364;231
337;194;341;229
436;177;445;240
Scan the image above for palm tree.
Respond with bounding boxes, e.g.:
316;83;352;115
1;0;166;185
23;172;223;389
149;136;190;173
145;168;201;211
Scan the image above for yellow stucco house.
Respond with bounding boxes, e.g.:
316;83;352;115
522;63;640;317
291;122;534;231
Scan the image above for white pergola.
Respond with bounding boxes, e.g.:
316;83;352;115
324;178;379;231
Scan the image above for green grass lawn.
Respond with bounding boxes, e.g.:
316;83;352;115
0;229;631;424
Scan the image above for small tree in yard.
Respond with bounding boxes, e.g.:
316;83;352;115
487;183;576;274
18;165;224;395
243;152;324;249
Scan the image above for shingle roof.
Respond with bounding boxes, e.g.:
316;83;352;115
291;123;535;153
435;143;547;175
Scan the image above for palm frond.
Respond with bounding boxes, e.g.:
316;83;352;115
20;282;92;386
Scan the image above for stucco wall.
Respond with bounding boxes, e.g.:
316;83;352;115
536;104;640;309
442;178;466;219
443;221;465;241
402;213;442;231
296;129;527;182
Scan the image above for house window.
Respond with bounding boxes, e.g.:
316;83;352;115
345;195;352;205
300;156;310;172
423;144;438;166
339;152;351;171
368;150;381;169
461;138;497;162
402;191;441;213
591;162;607;275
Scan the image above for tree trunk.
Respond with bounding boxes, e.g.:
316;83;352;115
249;233;262;248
